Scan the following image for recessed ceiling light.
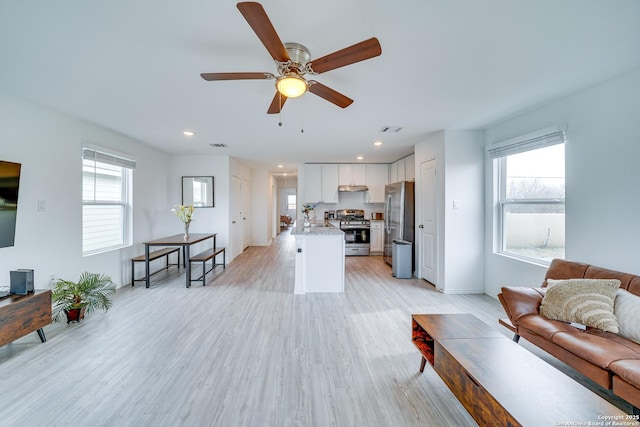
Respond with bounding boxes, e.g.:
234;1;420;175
183;130;195;136
277;164;284;168
374;141;383;146
356;156;364;160
283;173;288;176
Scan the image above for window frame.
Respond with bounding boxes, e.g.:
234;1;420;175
287;194;297;211
491;127;566;265
82;147;134;256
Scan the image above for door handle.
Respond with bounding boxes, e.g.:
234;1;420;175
418;224;424;229
232;221;236;224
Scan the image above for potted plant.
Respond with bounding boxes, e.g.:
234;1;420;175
51;272;117;323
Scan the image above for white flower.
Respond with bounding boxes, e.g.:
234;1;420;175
171;204;194;224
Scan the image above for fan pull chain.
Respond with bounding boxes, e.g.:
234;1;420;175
278;92;283;127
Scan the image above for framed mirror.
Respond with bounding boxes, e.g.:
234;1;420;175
182;176;214;207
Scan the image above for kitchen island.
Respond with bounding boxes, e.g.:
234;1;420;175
291;221;345;294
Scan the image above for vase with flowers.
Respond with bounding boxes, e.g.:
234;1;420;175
172;204;194;239
301;202;320;227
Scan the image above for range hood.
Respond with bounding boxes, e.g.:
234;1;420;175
338;185;369;192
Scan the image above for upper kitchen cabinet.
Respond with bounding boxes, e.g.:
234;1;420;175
397;159;405;183
303;164;339;203
365;164;389;203
389;162;398;185
304;164;322;203
405;154;415;181
321;164;339;203
339;164;366;186
389;154;415;183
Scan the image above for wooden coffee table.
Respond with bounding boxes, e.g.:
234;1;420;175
412;313;637;427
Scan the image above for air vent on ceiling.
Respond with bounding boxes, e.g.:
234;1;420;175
210;143;229;148
379;126;402;133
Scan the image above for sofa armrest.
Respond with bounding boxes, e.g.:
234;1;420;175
498;286;545;325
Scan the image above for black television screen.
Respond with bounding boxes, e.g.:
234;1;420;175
0;160;21;248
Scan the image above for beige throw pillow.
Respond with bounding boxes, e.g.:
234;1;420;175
540;278;621;333
614;289;640;344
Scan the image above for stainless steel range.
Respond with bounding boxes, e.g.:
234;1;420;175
336;209;370;256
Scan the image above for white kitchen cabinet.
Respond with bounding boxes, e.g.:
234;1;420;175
321;164;339;203
304;164;323;203
397;160;405;183
365;163;389;203
389;155;415;183
339;164;366;185
294;232;345;294
304;164;339;203
405;154;415;181
370;220;384;254
389;162;398;184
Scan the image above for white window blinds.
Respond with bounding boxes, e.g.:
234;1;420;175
488;126;567;159
82;147;136;169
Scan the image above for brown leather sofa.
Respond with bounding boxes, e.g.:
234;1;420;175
498;259;640;411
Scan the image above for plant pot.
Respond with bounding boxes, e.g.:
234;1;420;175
66;307;86;324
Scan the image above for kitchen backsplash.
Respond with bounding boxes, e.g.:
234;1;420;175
312;192;384;219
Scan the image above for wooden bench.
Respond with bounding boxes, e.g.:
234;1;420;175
190;247;225;285
131;247;180;286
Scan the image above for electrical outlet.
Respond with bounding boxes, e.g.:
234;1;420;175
49;274;56;286
453;200;461;210
38;200;47;212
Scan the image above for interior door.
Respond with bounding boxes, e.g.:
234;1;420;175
419;159;437;285
242;177;250;250
231;175;242;258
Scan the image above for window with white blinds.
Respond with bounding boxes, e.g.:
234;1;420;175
82;147;134;255
490;127;566;264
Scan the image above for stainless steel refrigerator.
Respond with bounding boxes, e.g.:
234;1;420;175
383;181;415;267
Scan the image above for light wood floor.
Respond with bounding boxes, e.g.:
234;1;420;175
0;231;630;426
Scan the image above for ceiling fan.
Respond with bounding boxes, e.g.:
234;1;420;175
200;2;382;114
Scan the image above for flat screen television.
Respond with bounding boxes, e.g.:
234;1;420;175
0;160;21;248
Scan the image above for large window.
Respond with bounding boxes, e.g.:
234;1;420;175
82;147;135;255
490;128;566;263
287;194;297;210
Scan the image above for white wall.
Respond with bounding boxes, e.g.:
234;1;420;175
0;92;173;287
443;130;485;294
170;155;230;253
484;66;640;297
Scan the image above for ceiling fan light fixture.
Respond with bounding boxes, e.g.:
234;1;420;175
276;74;308;98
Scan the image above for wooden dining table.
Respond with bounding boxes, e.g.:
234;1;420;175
143;233;216;288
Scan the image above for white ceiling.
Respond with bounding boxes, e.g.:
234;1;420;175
1;1;639;174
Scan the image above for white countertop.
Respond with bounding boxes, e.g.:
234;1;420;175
290;220;344;236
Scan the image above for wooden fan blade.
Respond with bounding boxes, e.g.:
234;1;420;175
200;72;275;81
309;38;382;74
267;91;288;114
237;2;290;63
308;81;353;108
